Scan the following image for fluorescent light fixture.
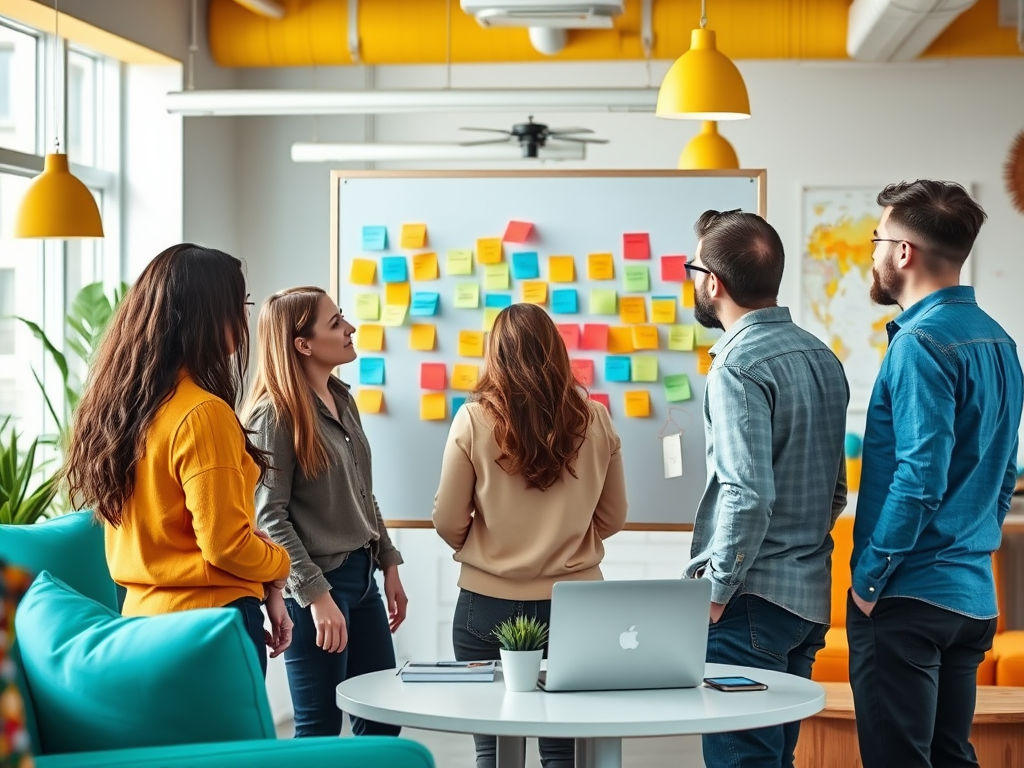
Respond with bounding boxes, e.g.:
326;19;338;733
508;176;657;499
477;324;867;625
166;89;657;116
290;142;586;163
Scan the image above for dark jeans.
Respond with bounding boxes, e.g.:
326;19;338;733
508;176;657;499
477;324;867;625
284;546;400;738
227;596;267;678
452;589;574;768
847;593;997;768
703;593;828;768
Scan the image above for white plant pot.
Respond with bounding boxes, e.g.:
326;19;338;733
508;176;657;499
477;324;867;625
499;648;543;692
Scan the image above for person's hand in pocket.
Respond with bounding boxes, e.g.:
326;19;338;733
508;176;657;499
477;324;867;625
850;588;876;617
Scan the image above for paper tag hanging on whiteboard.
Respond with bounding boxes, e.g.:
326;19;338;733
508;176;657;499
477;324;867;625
663;433;683;479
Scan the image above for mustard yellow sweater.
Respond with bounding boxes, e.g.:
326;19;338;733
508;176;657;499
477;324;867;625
106;374;290;616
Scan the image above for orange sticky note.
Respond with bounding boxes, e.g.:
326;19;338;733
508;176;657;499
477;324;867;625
459;330;485;357
632;325;659;350
624;390;651;417
521;281;548;305
420;392;446;420
651;298;677;324
581;324;609;351
356;389;384;414
452;363;480;391
350;258;376;286
385;281;411;307
476;237;503;264
682;280;696;309
400;223;427;249
356;324;384;352
549;256;575;283
571;358;595;386
557;324;580;350
409;323;436;351
608;326;635;354
412;252;439;281
697;346;713;375
503;220;533;243
420;362;446;390
588;253;614;280
623;233;651;260
619;296;647;325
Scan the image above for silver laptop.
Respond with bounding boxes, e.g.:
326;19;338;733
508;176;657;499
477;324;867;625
538;579;711;692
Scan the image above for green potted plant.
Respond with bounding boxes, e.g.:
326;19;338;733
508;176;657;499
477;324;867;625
493;615;548;692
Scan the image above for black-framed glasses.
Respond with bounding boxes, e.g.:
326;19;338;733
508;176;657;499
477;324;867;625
871;237;919;249
244;293;255;308
685;263;714;279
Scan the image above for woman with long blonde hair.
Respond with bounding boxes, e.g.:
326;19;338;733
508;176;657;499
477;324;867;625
242;286;406;739
433;303;629;768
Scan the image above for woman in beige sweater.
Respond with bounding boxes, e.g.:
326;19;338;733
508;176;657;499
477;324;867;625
432;303;628;768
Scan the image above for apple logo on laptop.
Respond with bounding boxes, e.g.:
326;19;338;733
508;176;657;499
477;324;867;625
619;625;639;650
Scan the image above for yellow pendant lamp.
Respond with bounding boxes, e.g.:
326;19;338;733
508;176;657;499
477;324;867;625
678;121;739;170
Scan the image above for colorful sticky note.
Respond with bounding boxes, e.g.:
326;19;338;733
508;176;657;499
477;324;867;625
551;289;578;314
485;293;512;309
400;223;427;249
632;325;659;350
503;220;533;243
447;249;473;276
361;225;387;251
453;282;480;309
549;256;575;283
668;324;695;351
409;323;436;351
452;395;468;413
589;289;617;315
483;307;500;331
350;258;376;286
355;293;380;321
420;392;446;421
452;364;480;391
380;304;407;327
476;237;503;264
356;389;384;414
682;280;696;308
589;393;611;413
410;292;440;317
695;325;721;348
608;326;635;354
588;253;614;280
412;252;439;281
521;281;548;305
623;232;651;260
605;356;631;382
665;373;692;402
697;346;713;375
381;256;408;284
420;362;446;390
511;252;540;280
619;296;647;324
557;324;580;351
624;390;651;417
632;355;659;382
623;265;650;293
356;324;384;352
581;324;609;351
662;255;688;282
651;297;677;324
483;263;510;290
571;358;595;386
359;357;385;385
459;330;485;358
385;281;411;307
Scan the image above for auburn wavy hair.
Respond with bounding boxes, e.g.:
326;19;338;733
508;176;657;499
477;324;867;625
241;287;332;479
62;244;266;526
474;303;592;491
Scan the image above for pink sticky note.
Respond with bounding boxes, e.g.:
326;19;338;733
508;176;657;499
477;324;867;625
589;393;611;413
581;324;609;351
420;362;446;391
557;323;580;351
623;233;651;260
571;358;595;387
503;220;533;243
662;255;688;282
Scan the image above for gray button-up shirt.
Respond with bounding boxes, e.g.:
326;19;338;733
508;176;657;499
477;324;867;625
685;307;849;624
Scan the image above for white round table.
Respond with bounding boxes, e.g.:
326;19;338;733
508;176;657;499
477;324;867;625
337;663;824;768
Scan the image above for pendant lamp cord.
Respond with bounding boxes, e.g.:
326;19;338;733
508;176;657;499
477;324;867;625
700;0;707;29
187;0;198;90
52;0;60;153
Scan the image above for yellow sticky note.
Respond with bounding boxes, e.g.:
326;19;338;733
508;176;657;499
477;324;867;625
381;304;407;327
632;355;659;382
632;325;659;350
549;256;575;283
668;324;695;351
619;296;647;324
624;390;651;418
409;323;436;351
697;346;713;375
385;281;411;307
588;253;615;280
412;252;439;281
356;389;384;414
483;307;500;331
484;263;510;290
651;298;677;324
350;258;376;286
608;326;635;354
447;249;474;276
355;293;380;321
459;330;485;358
682;280;696;309
401;223;427;249
476;238;503;265
420;392;446;420
522;281;548;305
453;283;480;309
356;324;384;351
452;363;480;391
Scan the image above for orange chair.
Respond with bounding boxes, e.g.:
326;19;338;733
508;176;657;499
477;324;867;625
991;549;1024;685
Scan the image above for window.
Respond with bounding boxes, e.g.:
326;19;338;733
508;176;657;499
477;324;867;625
0;45;12;121
0;22;38;153
68;48;98;167
0;268;14;354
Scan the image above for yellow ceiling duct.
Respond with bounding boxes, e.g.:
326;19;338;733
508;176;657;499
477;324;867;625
210;0;1021;67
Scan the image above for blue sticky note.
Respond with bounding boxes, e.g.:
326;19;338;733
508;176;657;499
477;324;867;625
452;396;467;413
511;251;540;280
381;256;408;284
410;292;440;316
362;225;388;251
605;356;631;383
484;293;513;309
551;289;578;314
359;357;385;385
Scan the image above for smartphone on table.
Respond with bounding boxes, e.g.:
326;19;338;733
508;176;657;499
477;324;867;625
703;676;768;692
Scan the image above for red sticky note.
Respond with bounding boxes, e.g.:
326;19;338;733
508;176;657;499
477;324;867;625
420;362;446;391
589;393;611;413
581;323;609;351
662;255;688;282
557;323;580;351
503;220;533;243
571;358;595;386
623;233;651;260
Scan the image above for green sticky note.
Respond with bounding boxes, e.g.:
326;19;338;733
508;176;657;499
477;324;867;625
447;249;473;276
624;265;650;293
355;293;380;321
667;324;696;351
665;373;692;402
632;355;659;382
453;282;480;309
589;288;617;315
484;263;510;290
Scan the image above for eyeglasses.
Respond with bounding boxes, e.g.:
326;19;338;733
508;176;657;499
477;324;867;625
685;263;714;279
244;294;255;308
871;237;919;249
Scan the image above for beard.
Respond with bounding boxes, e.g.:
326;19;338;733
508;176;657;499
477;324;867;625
693;279;723;330
869;249;905;307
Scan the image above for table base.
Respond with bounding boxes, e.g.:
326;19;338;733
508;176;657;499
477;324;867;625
495;736;623;768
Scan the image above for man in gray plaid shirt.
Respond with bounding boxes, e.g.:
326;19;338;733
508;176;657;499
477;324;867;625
683;209;849;768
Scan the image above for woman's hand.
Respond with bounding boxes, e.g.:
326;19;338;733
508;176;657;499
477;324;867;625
383;566;408;633
311;591;348;653
265;589;293;658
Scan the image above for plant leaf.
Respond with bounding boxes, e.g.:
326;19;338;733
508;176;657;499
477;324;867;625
14;317;69;384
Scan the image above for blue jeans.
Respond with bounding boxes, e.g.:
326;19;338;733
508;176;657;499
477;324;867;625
284;547;400;738
227;596;267;678
703;594;828;768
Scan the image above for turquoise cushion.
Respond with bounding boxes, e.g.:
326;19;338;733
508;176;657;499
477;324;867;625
0;512;117;611
15;572;275;755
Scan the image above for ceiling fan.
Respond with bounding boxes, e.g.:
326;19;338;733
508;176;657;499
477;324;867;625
459;116;608;158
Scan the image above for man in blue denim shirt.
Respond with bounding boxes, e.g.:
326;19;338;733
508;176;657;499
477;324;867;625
684;210;849;768
850;180;1023;768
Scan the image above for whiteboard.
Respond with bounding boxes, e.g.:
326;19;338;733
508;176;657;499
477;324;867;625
330;170;766;529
